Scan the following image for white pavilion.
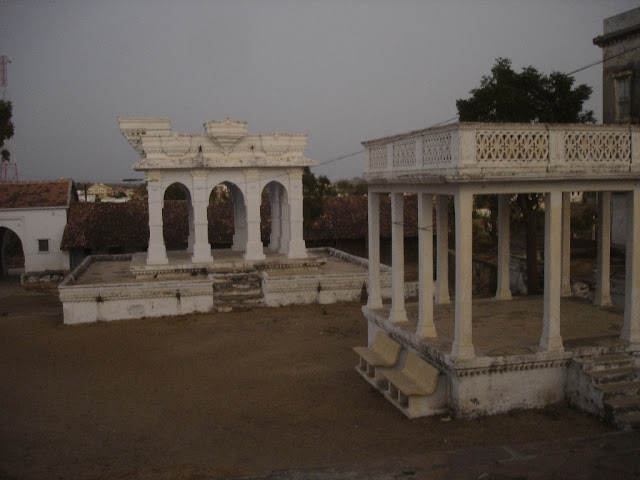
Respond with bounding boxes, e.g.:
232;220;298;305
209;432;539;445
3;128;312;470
118;118;314;265
360;122;640;420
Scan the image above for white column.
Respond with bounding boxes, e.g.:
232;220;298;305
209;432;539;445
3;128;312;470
269;185;282;251
595;191;612;307
187;200;195;253
278;197;291;255
231;187;244;251
285;171;307;259
367;192;383;309
435;195;450;304
451;189;474;360
417;193;436;338
496;194;512;300
540;190;564;352
190;172;213;263
561;192;571;296
622;186;640;343
243;170;266;261
389;192;408;323
146;178;168;265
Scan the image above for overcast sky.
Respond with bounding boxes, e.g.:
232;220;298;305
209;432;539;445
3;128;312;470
1;0;637;183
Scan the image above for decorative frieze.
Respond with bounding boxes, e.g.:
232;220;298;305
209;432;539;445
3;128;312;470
118;117;314;169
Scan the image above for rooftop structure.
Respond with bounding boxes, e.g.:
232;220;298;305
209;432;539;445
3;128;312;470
119;117;315;264
360;122;640;419
593;7;640;124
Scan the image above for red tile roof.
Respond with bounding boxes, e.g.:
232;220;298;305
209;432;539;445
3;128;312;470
0;179;76;209
61;196;422;251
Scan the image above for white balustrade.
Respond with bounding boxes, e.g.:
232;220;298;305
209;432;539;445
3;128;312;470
364;123;640;179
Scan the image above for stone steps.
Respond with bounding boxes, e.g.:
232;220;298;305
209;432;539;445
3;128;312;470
568;352;640;431
209;269;265;312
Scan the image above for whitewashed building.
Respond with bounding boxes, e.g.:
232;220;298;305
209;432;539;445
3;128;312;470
0;179;76;276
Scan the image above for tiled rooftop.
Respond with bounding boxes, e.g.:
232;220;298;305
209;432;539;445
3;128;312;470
0;179;75;209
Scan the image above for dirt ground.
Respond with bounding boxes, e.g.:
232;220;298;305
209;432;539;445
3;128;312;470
0;280;615;480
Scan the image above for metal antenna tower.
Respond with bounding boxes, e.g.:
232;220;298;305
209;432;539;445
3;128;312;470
1;54;18;182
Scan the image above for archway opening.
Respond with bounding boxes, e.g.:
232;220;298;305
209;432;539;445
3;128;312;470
162;182;191;251
208;182;240;250
0;227;25;277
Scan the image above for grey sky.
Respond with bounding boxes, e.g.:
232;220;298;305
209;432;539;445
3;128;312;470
1;0;637;183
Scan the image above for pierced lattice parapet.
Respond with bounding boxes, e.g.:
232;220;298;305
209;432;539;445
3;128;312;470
476;130;549;163
392;138;416;168
422;132;452;166
369;145;388;170
564;131;631;163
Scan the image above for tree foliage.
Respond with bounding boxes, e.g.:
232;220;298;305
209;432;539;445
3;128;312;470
456;58;594;294
457;58;595;124
0;100;15;162
302;167;335;235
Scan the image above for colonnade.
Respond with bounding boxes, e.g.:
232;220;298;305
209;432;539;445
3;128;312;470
367;185;640;361
145;169;307;265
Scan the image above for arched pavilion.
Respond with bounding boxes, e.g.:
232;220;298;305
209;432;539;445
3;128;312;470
118;118;314;265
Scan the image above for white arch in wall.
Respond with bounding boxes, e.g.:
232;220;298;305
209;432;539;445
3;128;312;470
162;181;194;253
0;226;25;277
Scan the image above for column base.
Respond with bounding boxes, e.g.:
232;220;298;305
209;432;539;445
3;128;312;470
285;240;308;259
495;289;512;301
539;335;564;352
389;308;408;324
191;244;213;264
244;241;266;261
451;342;475;361
147;245;168;265
367;298;383;310
417;323;437;339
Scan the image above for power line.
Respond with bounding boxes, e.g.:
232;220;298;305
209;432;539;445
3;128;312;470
567;44;640;76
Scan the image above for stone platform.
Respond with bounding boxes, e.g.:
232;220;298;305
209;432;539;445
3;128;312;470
129;249;326;278
59;248;392;324
362;297;640;420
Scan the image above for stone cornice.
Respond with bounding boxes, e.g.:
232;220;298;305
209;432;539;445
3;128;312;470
119;117;316;170
593;24;640;47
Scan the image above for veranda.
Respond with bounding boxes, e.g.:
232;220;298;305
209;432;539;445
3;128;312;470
361;122;640;418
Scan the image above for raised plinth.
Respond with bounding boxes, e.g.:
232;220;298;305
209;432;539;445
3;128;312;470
129;249;325;279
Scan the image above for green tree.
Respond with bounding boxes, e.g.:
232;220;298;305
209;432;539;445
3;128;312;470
456;58;594;294
0;100;15;162
302;167;335;235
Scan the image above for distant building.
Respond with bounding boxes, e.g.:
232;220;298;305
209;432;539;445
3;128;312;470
594;7;640;246
0;179;77;275
87;183;114;199
593;7;640;124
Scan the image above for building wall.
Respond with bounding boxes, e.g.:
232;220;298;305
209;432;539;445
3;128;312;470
598;8;640;124
0;207;70;273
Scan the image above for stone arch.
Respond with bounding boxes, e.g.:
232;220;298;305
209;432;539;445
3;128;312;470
162;182;193;252
206;180;246;250
261;180;290;253
0;227;25;277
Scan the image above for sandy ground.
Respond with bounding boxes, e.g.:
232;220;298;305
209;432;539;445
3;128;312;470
0;279;616;480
